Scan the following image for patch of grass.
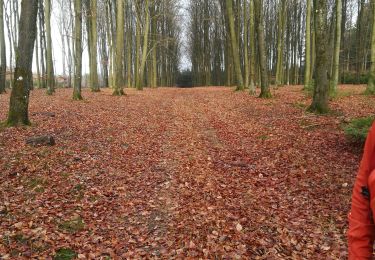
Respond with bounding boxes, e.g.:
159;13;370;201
88;196;99;202
364;88;375;96
264;102;274;106
331;89;356;99
2;235;11;246
258;135;269;141
344;116;375;143
0;121;6;132
337;90;354;98
30;240;49;253
292;102;307;110
10;249;21;257
38;148;51;157
299;119;324;130
58;217;85;233
299;119;310;127
72;184;85;200
73;184;85;192
27;178;47;193
54;248;77;260
14;233;28;244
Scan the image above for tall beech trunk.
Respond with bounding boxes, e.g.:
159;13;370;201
137;0;150;90
367;0;375;94
243;0;249;89
0;0;6;94
304;0;312;90
38;0;46;89
309;0;330;113
151;3;157;88
275;0;286;87
254;0;271;98
113;0;125;95
45;0;54;95
73;0;83;100
135;10;141;89
330;0;342;95
226;0;244;91
85;0;99;92
249;0;256;94
7;0;38;126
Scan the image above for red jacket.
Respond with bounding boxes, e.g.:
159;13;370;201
348;122;375;259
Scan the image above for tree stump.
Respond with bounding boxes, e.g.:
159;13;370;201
26;135;55;147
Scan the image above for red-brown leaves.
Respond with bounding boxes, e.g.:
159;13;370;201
0;85;373;258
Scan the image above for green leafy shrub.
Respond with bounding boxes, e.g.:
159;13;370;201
344;116;374;143
54;248;77;260
341;72;369;85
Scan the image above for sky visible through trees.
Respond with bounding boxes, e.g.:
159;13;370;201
0;0;370;78
45;0;190;74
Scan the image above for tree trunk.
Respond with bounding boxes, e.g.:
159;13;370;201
86;0;99;92
330;0;342;95
135;10;141;89
126;2;132;88
99;25;109;88
254;0;271;98
249;0;256;94
309;0;329;113
243;0;249;89
113;0;125;95
104;1;113;88
311;19;316;81
45;0;54;95
35;23;41;89
304;0;312;90
38;0;46;89
151;3;157;88
7;0;38;126
275;0;286;87
73;0;83;100
0;0;6;94
367;0;375;94
226;0;244;91
356;0;365;83
137;0;150;90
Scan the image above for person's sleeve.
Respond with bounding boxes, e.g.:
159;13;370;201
348;122;375;259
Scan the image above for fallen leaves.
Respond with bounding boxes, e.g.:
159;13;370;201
0;86;373;258
236;223;243;232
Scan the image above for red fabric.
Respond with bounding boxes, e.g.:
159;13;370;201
348;122;375;259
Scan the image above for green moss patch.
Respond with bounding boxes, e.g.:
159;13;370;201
344;116;374;143
54;248;77;260
58;217;85;233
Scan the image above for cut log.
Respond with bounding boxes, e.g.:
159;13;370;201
26;135;55;147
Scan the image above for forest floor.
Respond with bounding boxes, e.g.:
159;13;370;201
0;85;374;259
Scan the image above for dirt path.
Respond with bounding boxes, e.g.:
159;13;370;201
0;86;373;258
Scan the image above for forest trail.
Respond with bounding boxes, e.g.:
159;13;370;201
0;86;373;258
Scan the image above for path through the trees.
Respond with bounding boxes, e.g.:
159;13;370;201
0;86;373;258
